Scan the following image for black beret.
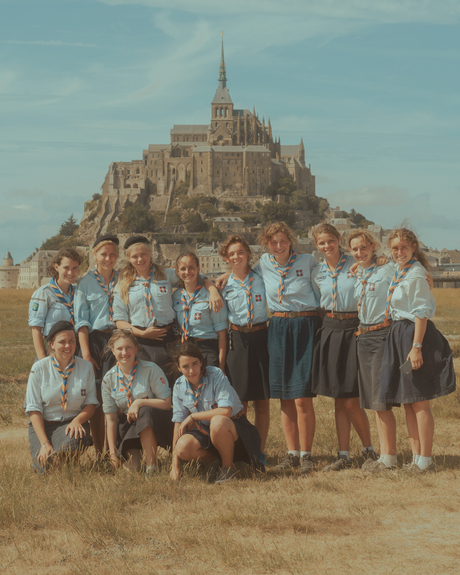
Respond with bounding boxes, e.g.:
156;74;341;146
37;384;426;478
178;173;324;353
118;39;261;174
93;234;119;248
47;321;75;341
124;235;150;250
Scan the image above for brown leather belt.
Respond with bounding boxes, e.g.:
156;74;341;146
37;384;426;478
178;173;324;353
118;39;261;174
231;409;245;421
134;323;175;331
187;336;212;343
272;311;318;318
325;312;359;320
354;320;392;337
230;322;267;333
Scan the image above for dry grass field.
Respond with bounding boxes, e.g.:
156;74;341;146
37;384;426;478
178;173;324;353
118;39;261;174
0;288;459;575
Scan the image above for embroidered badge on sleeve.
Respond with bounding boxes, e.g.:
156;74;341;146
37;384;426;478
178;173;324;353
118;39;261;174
32;302;39;312
160;377;167;385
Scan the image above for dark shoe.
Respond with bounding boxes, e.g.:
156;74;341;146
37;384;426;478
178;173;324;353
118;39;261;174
274;453;300;472
300;454;316;475
323;453;352;472
206;459;221;483
214;466;238;485
361;449;379;470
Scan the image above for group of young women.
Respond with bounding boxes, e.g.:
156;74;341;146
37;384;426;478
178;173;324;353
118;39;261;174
25;222;456;479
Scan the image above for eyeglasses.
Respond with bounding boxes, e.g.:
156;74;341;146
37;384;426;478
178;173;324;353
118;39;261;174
113;328;133;336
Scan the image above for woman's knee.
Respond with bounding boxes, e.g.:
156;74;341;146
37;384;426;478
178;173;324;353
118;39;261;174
295;397;314;414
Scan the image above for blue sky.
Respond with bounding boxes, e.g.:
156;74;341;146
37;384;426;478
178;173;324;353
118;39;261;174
1;0;459;262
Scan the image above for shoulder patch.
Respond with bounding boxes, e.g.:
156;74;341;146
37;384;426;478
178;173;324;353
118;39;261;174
32;302;39;312
160;376;167;386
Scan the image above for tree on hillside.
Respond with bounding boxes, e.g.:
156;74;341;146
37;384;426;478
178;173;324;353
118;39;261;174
120;204;156;233
260;203;295;227
184;213;209;233
277;178;297;196
349;208;374;227
59;214;79;236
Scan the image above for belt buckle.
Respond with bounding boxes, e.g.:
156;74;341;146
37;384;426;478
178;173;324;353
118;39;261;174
288;311;298;318
241;326;251;333
336;312;346;321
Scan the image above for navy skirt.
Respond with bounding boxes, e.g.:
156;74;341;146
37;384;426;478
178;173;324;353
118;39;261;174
135;328;178;387
312;316;359;398
379;319;456;404
88;330;116;388
268;315;321;400
117;406;174;458
186;414;263;470
226;327;270;402
191;338;219;368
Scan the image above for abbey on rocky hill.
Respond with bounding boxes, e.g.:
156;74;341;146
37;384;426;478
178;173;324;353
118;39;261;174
88;36;315;239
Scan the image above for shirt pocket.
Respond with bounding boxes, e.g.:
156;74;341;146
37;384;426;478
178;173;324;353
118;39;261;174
190;301;209;325
128;285;145;306
202;398;219;411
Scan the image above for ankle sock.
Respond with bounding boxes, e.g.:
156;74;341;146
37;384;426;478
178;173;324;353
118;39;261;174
381;454;397;468
288;450;300;458
300;451;311;458
338;450;351;461
417;456;432;469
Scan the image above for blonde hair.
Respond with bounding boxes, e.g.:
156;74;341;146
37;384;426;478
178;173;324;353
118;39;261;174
258;222;296;250
117;242;166;303
387;228;429;270
90;240;119;267
311;223;341;243
175;252;200;288
346;229;381;254
107;331;138;352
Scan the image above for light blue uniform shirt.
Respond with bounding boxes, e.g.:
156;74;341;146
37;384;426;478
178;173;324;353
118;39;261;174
354;263;395;325
74;270;119;333
172;284;228;340
25;356;98;421
101;359;171;414
221;271;268;326
113;268;177;328
312;255;358;312
388;261;435;322
254;252;320;313
172;366;243;423
29;283;75;337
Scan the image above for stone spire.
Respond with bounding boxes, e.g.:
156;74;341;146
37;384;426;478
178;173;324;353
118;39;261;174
218;32;227;87
212;33;232;105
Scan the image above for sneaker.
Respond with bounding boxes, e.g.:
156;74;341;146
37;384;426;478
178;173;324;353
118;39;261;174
300;454;316;475
145;465;157;477
366;460;397;473
206;459;221;483
214;466;238;485
323;453;352;472
404;462;435;474
274;453;300;472
361;449;379;470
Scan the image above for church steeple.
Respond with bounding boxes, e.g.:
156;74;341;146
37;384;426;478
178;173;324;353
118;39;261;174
218;33;227;87
211;32;234;134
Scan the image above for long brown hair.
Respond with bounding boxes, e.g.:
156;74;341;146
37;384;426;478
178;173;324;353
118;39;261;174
117;242;166;303
258;222;296;251
169;342;207;378
46;248;83;280
387;228;429;270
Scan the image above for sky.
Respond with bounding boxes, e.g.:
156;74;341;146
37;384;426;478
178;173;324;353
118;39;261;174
1;0;459;262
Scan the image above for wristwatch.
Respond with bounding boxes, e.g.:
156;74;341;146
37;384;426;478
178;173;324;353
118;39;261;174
412;342;422;349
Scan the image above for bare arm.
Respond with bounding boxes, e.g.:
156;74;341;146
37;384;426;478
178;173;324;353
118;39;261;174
203;279;223;312
217;330;227;372
126;395;172;423
407;317;427;371
31;327;47;360
65;404;96;439
30;411;53;465
106;412;120;468
115;320;168;341
169;422;182;481
178;406;232;437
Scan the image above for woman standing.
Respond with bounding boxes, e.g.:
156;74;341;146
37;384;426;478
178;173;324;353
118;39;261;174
29;248;82;359
379;228;456;472
172;252;228;370
218;235;270;461
113;235;222;381
25;321;98;473
75;234;119;452
311;224;375;470
255;222;320;474
169;342;262;484
102;330;173;475
347;229;398;471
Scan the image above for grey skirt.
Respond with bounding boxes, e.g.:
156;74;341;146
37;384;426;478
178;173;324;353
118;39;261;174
29;419;92;474
117;406;174;459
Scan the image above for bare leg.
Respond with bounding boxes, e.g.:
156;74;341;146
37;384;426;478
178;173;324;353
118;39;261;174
138;426;158;466
412;400;434;457
175;435;216;464
280;399;299;451
253;399;270;452
404;404;420;456
375;412;383;454
295;397;315;453
335;398;351;451
344;397;371;447
209;416;239;468
376;410;397;455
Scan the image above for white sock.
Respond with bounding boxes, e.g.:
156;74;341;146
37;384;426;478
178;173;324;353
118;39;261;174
417;456;432;469
300;451;311;458
363;446;374;452
288;451;300;457
411;454;419;464
338;450;351;461
380;454;397;468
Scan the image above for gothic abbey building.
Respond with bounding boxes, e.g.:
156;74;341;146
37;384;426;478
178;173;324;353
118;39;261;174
87;40;315;239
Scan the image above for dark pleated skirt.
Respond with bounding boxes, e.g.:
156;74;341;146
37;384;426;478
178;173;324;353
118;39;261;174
88;330;116;388
135;328;179;387
379;319;456;404
312;316;359;398
117;405;174;458
186;414;263;470
357;326;397;411
226;328;270;402
267;315;320;400
192;338;219;368
29;419;92;474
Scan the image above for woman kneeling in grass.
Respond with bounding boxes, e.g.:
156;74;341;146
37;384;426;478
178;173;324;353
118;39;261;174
25;321;98;473
169;342;263;484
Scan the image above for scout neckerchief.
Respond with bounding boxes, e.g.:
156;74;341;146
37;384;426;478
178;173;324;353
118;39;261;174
180;283;203;342
269;251;297;305
356;258;377;315
136;266;155;321
384;258;418;321
328;253;349;312
92;267;117;323
50;278;75;326
52;355;76;411
186;376;209;435
231;270;254;328
117;359;139;407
